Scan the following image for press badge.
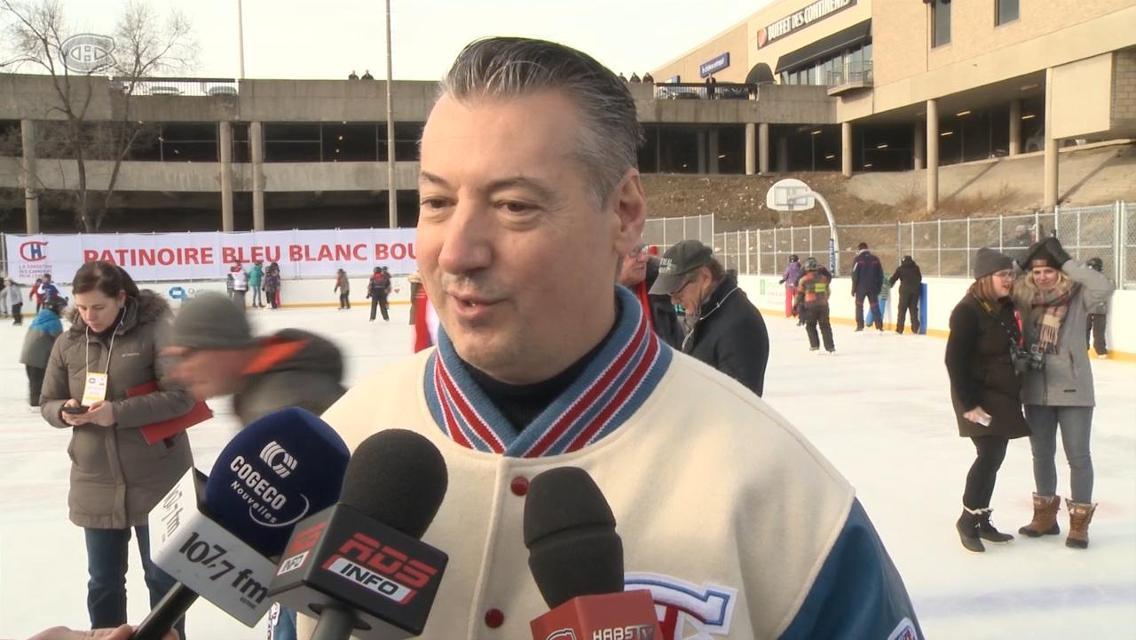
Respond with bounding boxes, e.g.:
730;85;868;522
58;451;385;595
82;372;109;406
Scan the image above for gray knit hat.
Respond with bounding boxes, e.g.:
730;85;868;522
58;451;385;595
171;292;257;350
973;247;1014;280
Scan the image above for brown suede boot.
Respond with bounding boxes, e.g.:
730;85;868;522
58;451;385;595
1066;500;1097;549
1019;493;1061;537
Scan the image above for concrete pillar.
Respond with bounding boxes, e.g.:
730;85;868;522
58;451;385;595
696;130;707;173
250;121;265;231
913;120;925;171
219;121;234;232
20;119;39;234
1043;69;1059;208
759;123;770;174
1008;99;1021;157
744;123;756;175
841;122;853;177
777;136;789;172
708;128;720;174
926;99;939;214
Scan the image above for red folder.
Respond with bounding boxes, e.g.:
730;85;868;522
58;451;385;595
126;380;213;445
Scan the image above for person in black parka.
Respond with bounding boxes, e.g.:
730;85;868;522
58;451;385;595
888;255;923;334
650;240;770;397
945;247;1031;553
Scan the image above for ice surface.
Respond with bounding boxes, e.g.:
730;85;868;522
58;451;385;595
1;304;1133;638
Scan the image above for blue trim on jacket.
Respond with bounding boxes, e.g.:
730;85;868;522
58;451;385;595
779;499;923;639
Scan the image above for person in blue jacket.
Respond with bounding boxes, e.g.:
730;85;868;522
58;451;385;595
20;295;68;406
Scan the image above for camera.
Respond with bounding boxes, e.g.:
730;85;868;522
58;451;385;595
1011;344;1046;374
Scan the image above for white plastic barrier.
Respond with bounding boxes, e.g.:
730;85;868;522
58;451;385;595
738;275;1135;358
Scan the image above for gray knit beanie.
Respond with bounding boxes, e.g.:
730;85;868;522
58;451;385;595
171;292;257;350
973;247;1014;280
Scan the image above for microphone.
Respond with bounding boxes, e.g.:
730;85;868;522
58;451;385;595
524;467;662;640
133;407;351;639
268;429;449;640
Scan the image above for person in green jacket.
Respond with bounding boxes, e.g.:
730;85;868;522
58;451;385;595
248;260;265;308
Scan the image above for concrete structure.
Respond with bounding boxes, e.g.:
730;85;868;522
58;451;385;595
0;74;834;232
655;0;1136;211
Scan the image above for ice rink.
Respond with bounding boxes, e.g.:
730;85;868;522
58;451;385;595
1;303;1133;639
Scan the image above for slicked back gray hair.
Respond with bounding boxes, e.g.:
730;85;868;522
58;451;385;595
438;37;644;205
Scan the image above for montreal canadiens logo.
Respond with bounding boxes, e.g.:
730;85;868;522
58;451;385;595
19;241;48;262
60;34;116;73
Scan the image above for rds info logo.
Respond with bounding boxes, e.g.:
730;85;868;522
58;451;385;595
19;241;49;262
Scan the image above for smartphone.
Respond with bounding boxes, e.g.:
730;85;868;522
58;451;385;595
62;405;89;415
975;414;992;427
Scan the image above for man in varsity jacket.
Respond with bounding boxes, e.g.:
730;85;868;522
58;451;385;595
301;37;921;640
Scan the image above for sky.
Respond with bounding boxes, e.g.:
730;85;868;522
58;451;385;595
6;0;774;80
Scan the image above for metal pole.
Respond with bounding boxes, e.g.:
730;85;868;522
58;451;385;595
1075;207;1082;260
745;230;751;274
237;0;246;80
937;218;943;277
998;215;1004;252
682;216;687;241
1116;201;1126;286
966;217;971;276
385;0;398;228
757;229;763;275
910;221;915;263
808;224;814;256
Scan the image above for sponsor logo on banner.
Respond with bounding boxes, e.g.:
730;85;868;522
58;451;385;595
228;454;311;528
19;241;48;262
61;34;116;73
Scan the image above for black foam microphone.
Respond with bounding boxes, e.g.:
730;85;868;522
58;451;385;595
524;467;661;640
132;407;351;639
268;429;449;640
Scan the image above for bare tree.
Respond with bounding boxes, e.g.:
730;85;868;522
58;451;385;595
0;0;195;231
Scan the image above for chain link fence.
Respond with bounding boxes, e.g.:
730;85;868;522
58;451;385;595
704;202;1134;288
642;214;715;249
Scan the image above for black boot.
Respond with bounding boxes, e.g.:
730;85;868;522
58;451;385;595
956;508;985;552
977;508;1014;543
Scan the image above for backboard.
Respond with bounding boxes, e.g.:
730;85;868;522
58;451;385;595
766;178;814;212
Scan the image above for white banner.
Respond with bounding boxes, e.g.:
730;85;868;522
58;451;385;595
3;228;418;283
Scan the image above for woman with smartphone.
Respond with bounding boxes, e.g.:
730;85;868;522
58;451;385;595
39;262;195;637
945;248;1031;552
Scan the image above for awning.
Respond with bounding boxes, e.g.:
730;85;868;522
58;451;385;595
774;20;871;73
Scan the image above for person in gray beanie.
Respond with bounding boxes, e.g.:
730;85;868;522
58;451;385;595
944;247;1029;552
162;291;346;639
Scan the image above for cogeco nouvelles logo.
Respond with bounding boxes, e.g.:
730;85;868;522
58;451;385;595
259;441;297;478
228;454;311;528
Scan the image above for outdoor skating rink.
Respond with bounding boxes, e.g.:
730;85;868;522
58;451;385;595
2;304;1133;638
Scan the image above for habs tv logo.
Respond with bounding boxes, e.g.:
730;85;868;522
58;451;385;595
19;241;48;262
321;533;439;605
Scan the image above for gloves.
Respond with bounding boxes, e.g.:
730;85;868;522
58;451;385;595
778;278;785;285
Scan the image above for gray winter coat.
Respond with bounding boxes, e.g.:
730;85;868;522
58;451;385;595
232;329;346;425
40;291;195;529
1019;260;1112;407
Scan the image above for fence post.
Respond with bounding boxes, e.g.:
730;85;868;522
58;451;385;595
895;222;901;260
966;217;972;277
745;230;751;274
937;218;943;277
910;222;915;261
789;226;795;256
682;216;687;242
1116;201;1126;287
757;229;763;275
1034;209;1042;240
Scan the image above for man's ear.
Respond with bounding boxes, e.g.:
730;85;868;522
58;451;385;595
610;168;647;257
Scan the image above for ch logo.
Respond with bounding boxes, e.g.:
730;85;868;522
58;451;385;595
259;441;297;478
545;631;577;640
19;241;48;262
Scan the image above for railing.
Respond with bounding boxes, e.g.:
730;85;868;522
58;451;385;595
654;83;755;101
827;61;873;87
111;77;239;97
704;203;1135;289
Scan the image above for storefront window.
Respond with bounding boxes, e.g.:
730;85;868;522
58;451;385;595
932;0;951;47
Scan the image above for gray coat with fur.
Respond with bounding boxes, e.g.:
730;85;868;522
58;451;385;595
1019;260;1112;407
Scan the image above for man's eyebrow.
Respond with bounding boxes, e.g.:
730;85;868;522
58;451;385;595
420;172;558;202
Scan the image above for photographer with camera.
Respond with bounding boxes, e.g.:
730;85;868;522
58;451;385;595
1014;237;1111;549
945;248;1030;553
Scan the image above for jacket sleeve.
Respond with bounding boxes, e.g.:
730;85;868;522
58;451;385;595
1062;259;1112;313
778;499;923;640
851;259;860;291
716;317;769;397
945;303;981;411
888;268;900;288
39;336;73;429
111;320;196;430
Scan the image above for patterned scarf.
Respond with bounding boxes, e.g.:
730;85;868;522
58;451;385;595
1028;280;1075;354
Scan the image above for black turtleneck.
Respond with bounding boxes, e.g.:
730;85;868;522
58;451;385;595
89;306;127;341
464;302;623;431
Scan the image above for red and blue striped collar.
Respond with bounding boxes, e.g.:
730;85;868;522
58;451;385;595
423;286;673;457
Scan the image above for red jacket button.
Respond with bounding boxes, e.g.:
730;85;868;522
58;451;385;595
485;608;505;628
510;475;529;496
